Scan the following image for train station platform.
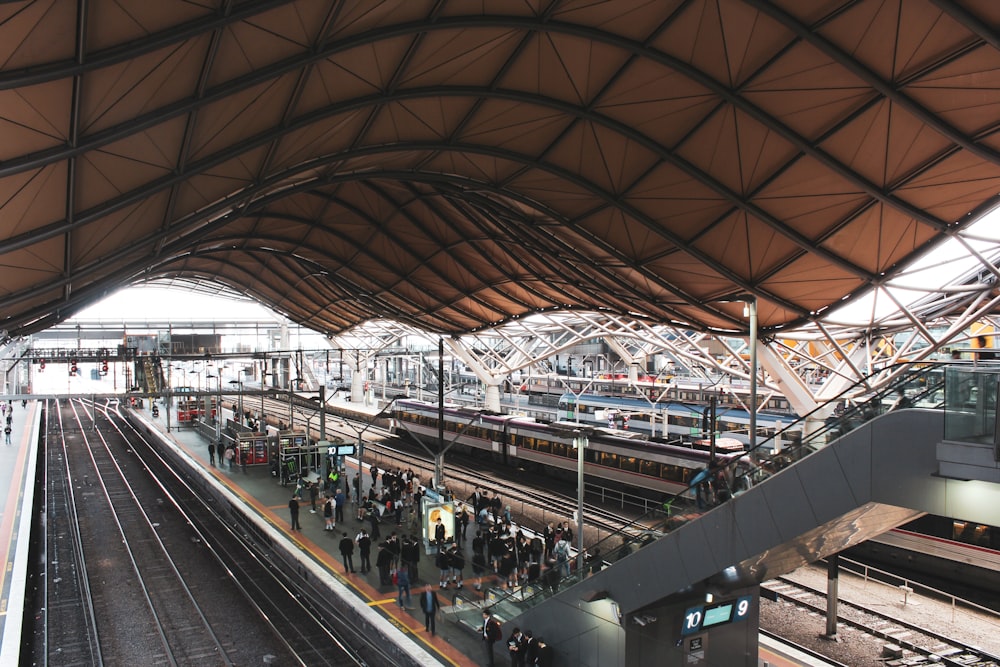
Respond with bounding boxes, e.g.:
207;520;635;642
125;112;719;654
133;399;843;667
0;399;41;664
140;400;487;667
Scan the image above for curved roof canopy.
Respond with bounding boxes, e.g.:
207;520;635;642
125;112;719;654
2;0;1000;340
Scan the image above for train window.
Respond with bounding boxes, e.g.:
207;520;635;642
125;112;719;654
551;442;569;458
619;456;639;472
639;460;661;477
535;439;551;454
598;451;618;468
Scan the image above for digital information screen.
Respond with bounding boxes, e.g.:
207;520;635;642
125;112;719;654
681;595;754;636
701;603;734;627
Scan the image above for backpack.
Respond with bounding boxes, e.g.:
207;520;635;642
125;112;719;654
487;618;502;642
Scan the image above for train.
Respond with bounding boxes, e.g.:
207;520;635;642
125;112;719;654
850;515;1000;599
553;392;803;450
390;399;1000;598
520;373;798;413
390;399;767;498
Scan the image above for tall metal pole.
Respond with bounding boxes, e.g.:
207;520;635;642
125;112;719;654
748;297;758;453
576;434;586;575
436;338;445;488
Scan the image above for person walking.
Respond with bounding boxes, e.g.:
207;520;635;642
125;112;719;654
288;495;302;531
419;583;440;635
207;441;216;466
339;532;356;573
396;564;412;609
4;424;11;445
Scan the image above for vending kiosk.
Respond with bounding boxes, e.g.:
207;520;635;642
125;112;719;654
421;487;455;554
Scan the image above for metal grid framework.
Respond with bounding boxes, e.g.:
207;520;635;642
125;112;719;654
1;0;1000;401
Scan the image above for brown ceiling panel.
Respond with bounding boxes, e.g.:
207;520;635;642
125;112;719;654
597;65;720;150
0;2;75;68
453;100;572;160
0;80;73;161
628;167;733;240
1;238;65;293
898;151;1000;221
0;0;997;340
79;41;209;135
187;78;299;161
555;0;687;42
546;121;661;196
762;255;866;312
820;100;954;189
742;43;873;139
402;28;524;88
0;165;67;241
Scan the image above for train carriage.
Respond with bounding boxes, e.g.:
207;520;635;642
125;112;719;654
392;399;763;497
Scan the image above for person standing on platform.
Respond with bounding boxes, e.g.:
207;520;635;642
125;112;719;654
482;609;502;667
339;532;356;573
507;627;526;667
401;534;420;582
224;445;234;470
448;544;465;589
356;529;372;573
534;637;553;667
376;542;394;586
368;501;381;541
370;465;379;493
308;481;319;514
522;631;537;666
334;487;346;524
419;583;440;635
324;495;335;530
288;496;302;531
4;424;11;445
207;441;216;466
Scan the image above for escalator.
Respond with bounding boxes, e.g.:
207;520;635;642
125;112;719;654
492;363;1000;647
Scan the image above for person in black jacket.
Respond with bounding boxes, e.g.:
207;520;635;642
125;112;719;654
338;532;355;573
507;627;526;667
288;496;301;531
418;584;441;635
356;529;372;573
482;609;502;667
448;544;465;588
376;542;394;585
401;534;420;582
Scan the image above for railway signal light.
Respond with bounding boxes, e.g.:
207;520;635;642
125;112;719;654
39;358;45;372
69;358;78;376
101;359;109;375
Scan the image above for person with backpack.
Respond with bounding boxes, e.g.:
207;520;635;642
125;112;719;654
481;608;502;667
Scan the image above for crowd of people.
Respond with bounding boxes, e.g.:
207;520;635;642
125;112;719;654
273;464;575;665
481;608;554;667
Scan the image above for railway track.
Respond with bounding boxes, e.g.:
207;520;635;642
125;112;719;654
38;397;388;666
763;573;1000;667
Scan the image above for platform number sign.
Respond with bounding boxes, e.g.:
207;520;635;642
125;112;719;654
682;607;704;636
681;595;754;636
